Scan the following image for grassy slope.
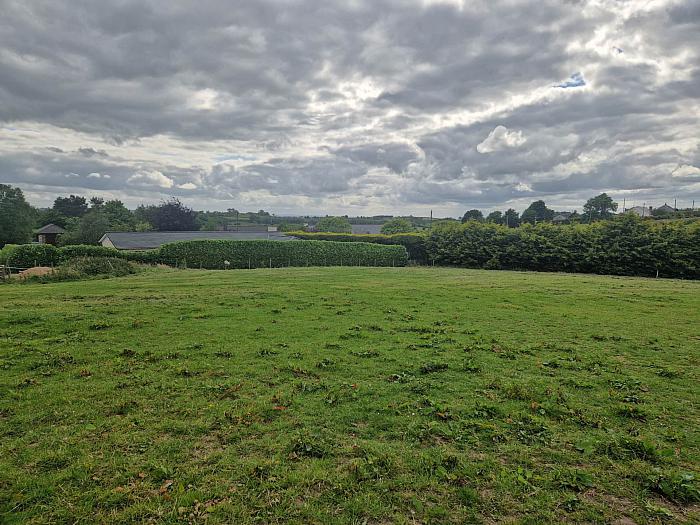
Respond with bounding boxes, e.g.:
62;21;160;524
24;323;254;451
1;268;699;524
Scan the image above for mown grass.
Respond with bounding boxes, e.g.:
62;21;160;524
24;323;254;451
1;267;699;524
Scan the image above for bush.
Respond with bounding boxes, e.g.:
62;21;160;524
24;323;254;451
425;216;699;279
62;257;135;277
122;250;161;264
158;239;408;269
58;244;122;262
290;232;427;263
0;244;19;265
6;244;59;268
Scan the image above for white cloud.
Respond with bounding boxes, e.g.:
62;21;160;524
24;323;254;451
87;172;110;179
672;164;700;178
476;126;526;154
127;170;174;188
177;182;197;190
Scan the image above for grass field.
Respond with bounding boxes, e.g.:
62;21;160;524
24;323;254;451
1;267;699;524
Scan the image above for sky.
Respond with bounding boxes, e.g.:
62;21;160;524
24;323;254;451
1;0;699;217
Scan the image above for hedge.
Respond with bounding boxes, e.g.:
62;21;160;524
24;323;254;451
158;239;408;269
63;256;135;277
290;232;427;263
57;245;122;262
6;244;59;268
426;216;700;279
0;244;19;265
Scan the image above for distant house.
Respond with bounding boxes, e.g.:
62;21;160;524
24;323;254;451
351;224;383;234
100;231;295;250
35;224;65;245
552;212;573;223
625;206;653;217
654;203;676;215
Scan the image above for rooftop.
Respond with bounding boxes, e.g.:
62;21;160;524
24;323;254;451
100;231;296;250
35;223;66;234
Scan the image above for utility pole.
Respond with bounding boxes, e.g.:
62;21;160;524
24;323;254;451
622;198;626;212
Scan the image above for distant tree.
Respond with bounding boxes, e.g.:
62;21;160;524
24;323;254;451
521;200;554;224
278;222;305;232
150;198;198;231
59;209;111;245
461;209;484;222
53;195;88;218
134;204;158;228
102;200;135;229
583;193;618;221
486;211;504;225
36;208;70;229
503;208;520;228
381;218;414;234
316;216;352;233
0;184;35;246
89;197;104;209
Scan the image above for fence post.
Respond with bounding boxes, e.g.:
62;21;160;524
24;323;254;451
269;257;272;269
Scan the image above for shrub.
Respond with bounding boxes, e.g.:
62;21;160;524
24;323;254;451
158;239;408;269
290;232;427;263
121;250;160;264
6;244;59;268
426;216;700;279
0;244;19;265
57;244;122;262
62;256;135;277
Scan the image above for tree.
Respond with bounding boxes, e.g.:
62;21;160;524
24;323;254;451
486;211;504;224
59;209;111;245
315;216;352;233
381;218;414;234
521;200;554;224
0;184;35;246
102;200;135;229
151;198;198;231
503;208;520;228
53;195;88;218
89;197;104;209
461;209;484;222
583;193;618;221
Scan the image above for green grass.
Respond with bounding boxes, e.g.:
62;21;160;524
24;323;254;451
1;267;699;524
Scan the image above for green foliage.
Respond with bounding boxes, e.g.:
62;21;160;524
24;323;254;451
521;200;554;224
57;244;122;261
461;209;484;222
0;184;35;246
158;239;407;269
62;256;135;277
52;195;88;218
59;209;112;245
426;215;700;278
380;218;414;234
6;244;59;268
583;193;618;221
291;231;428;263
315;216;352;233
121;250;161;264
0;244;19;265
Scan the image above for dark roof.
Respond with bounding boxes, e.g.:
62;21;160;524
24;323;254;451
351;224;383;234
36;223;66;234
100;231;296;250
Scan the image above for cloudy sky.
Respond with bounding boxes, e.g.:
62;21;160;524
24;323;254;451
1;0;699;216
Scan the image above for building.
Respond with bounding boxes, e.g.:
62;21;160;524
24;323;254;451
35;224;65;245
654;204;677;215
100;231;295;250
552;212;574;223
625;206;653;217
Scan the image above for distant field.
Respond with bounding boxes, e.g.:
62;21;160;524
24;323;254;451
1;268;699;524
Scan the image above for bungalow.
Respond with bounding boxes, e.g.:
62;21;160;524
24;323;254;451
100;231;295;250
625;206;653;217
35;224;65;245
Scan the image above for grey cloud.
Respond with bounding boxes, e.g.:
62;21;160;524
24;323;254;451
1;0;699;213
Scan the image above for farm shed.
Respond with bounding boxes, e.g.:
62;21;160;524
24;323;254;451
35;224;65;245
100;231;296;250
